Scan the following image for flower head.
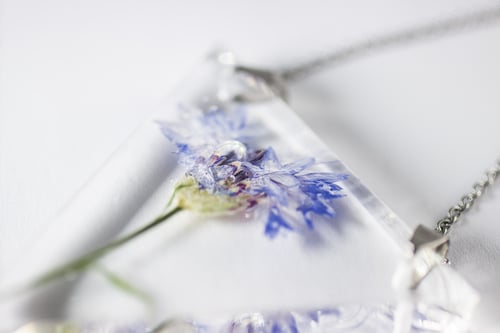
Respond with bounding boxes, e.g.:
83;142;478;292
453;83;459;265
160;104;348;237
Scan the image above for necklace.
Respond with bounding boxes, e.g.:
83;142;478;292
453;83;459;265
2;5;500;333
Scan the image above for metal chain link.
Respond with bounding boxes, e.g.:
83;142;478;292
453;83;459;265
435;160;500;235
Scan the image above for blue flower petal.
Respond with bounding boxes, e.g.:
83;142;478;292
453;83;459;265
282;157;315;174
269;172;300;188
297;198;337;229
258;147;281;170
265;207;293;238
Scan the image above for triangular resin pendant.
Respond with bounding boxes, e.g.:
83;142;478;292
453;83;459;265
0;52;478;333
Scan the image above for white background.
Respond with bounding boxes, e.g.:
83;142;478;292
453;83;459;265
1;0;500;331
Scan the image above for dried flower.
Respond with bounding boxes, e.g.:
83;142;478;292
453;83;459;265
160;104;347;237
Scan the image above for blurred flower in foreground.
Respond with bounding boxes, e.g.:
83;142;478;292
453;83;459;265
12;304;453;332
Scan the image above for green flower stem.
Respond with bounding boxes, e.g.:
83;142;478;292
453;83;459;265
31;206;183;289
94;265;153;305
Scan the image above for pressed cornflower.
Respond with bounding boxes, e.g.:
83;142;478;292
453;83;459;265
166;135;348;237
155;101;349;237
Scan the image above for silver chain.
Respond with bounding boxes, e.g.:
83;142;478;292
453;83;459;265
280;5;500;82
234;5;500;99
435;161;500;235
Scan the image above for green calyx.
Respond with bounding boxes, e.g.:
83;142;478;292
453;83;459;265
174;176;249;214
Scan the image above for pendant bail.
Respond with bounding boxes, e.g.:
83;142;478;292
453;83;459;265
410;224;449;259
233;65;288;102
211;50;288;103
407;224;450;289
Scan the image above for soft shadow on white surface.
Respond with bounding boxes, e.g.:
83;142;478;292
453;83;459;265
1;0;500;331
